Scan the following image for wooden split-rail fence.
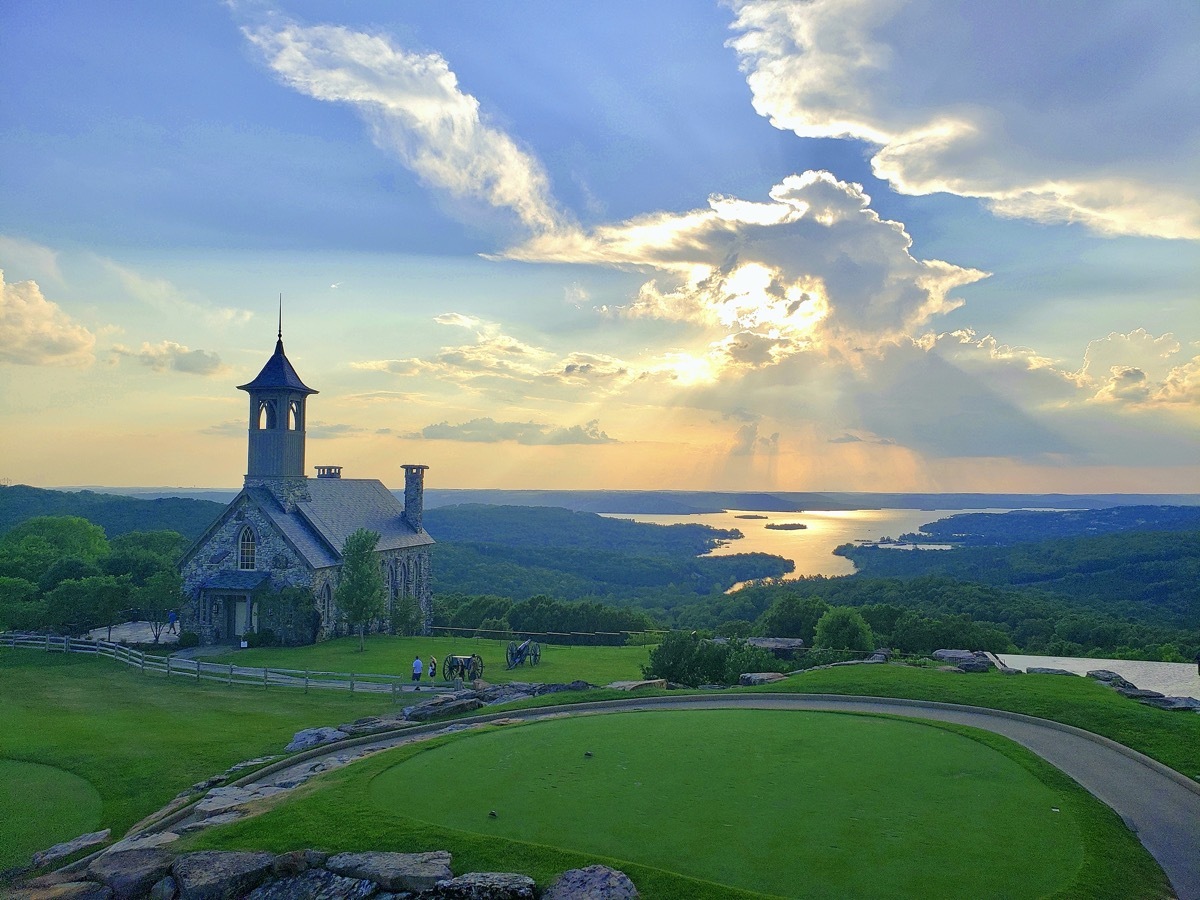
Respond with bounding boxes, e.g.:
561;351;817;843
0;631;455;699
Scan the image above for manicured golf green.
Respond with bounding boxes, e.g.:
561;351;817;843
197;635;653;687
371;711;1081;898
0;649;396;871
0;760;102;872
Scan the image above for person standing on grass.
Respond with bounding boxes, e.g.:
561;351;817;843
412;654;423;682
429;655;437;681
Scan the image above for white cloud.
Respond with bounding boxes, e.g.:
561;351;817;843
414;417;616;445
112;340;227;376
102;260;253;326
1077;330;1200;408
243;18;563;233
0;236;62;283
0;270;95;367
729;0;1200;239
507;171;985;351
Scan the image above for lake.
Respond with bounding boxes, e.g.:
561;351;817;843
603;508;1012;578
1000;654;1200;700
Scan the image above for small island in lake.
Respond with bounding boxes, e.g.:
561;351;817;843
735;514;769;519
765;522;807;530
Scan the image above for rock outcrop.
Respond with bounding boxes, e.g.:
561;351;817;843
543;865;640;899
30;849;636;900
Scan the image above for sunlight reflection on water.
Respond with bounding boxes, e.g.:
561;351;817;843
604;508;1010;578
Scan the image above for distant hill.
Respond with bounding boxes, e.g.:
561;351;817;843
0;484;225;539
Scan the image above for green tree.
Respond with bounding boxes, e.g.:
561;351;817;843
136;570;182;643
44;575;130;638
0;576;43;631
336;529;384;651
757;594;829;643
814;607;875;652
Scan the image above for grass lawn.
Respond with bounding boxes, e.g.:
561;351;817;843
758;664;1200;784
189;709;1169;899
0;760;102;873
195;634;653;687
0;649;397;872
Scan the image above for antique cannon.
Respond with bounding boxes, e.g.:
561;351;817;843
505;638;541;669
442;653;484;681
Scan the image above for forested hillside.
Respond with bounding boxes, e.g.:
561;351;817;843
899;505;1200;546
837;530;1199;627
0;485;223;539
425;504;793;606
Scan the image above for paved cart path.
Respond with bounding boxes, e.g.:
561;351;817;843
146;693;1200;899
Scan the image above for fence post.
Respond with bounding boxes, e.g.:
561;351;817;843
304;669;309;694
166;656;172;678
141;650;146;674
228;663;233;686
350;673;355;693
45;633;51;651
263;667;268;690
196;659;201;682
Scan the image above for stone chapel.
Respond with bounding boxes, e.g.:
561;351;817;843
178;330;434;645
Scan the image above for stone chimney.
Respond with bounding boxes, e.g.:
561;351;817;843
402;464;428;532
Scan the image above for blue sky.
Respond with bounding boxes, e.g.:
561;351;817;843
1;1;1197;491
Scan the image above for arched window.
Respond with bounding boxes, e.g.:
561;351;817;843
238;527;256;570
288;399;302;431
321;583;333;625
256;400;277;430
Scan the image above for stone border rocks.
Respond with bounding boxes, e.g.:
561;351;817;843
12;848;631;900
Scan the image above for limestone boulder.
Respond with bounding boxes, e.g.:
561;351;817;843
286;727;348;753
7;882;115;900
88;849;175;900
403;697;484;722
738;672;786;686
1139;696;1200;711
325;851;452;892
245;869;378;899
956;658;991;673
172;850;275;899
932;649;976;664
32;829;111;868
604;679;666;692
1087;670;1137;691
433;872;536;899
542;865;639;899
1026;667;1077;676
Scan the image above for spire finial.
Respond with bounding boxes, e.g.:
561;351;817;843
278;294;283;341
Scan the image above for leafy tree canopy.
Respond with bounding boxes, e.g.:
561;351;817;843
814;607;875;652
336;528;384;650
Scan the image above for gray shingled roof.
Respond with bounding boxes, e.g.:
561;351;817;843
247;478;434;571
201;571;271;590
237;339;317;394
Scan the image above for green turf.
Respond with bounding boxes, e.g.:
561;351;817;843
189;710;1169;899
759;663;1200;785
195;635;653;687
0;648;396;871
0;760;102;872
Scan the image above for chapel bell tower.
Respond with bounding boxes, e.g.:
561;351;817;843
237;322;317;479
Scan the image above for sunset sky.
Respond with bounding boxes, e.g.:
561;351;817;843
2;1;1198;493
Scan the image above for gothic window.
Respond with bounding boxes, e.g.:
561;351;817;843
288;399;302;431
238;527;256;570
256;400;277;430
321;583;333;625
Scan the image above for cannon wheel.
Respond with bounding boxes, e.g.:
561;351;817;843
468;655;483;680
506;641;519;669
530;642;541;666
442;657;453;681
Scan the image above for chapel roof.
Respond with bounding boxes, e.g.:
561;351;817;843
237;338;318;395
246;477;434;570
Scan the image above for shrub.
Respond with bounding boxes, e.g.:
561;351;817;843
643;631;785;686
814;607;875;652
244;628;277;648
177;630;200;649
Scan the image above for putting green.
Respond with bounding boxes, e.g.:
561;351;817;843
371;710;1083;898
0;759;103;871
